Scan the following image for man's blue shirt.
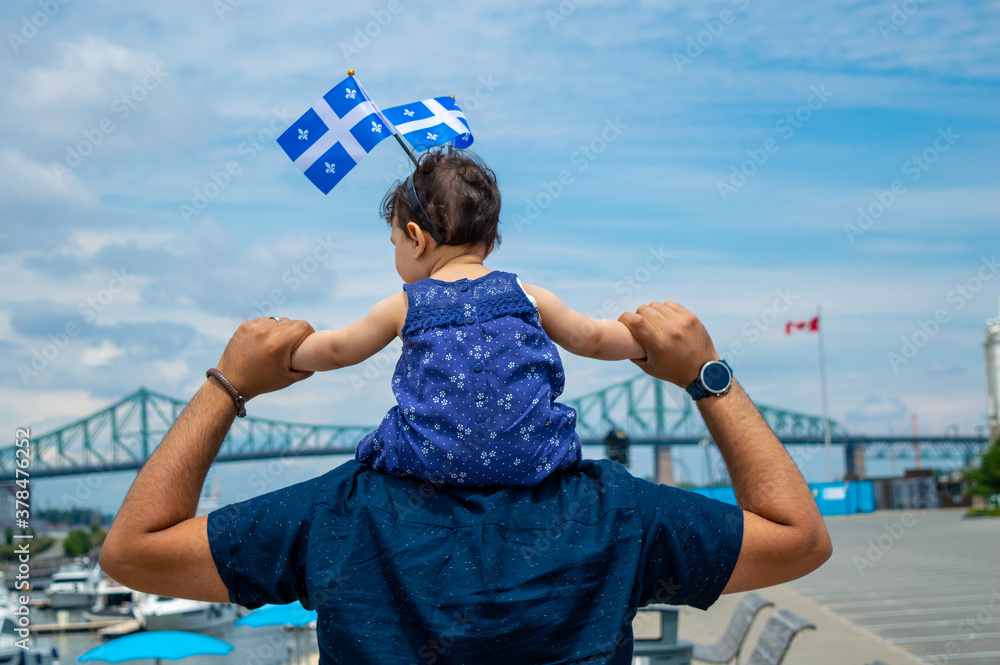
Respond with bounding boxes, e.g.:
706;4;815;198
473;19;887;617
207;459;742;664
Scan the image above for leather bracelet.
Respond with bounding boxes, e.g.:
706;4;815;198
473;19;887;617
206;368;247;417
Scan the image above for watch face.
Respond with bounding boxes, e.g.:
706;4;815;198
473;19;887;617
702;362;731;393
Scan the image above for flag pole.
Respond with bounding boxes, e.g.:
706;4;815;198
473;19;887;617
816;304;833;481
393;133;419;167
348;69;418;167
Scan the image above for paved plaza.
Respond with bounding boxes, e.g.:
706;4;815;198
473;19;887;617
679;509;1000;664
788;509;1000;663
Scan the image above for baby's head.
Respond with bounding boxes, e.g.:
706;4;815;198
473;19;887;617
381;147;502;256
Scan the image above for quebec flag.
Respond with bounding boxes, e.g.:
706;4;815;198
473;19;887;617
277;75;393;194
382;96;474;151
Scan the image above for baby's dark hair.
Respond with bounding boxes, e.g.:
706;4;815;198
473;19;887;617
381;147;502;251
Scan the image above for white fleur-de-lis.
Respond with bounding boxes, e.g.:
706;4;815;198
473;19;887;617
403;109;414;117
426;132;438;140
297;128;308;140
325;162;335;174
345;88;357;99
371;121;383;133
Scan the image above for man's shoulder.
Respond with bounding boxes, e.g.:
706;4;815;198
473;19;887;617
309;459;643;526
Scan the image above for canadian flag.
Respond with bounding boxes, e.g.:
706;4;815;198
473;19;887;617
785;315;819;335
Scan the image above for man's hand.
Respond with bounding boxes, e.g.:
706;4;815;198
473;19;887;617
215;318;315;400
619;301;719;388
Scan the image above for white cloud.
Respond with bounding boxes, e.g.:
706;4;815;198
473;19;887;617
155;358;190;384
79;339;125;367
0;149;98;207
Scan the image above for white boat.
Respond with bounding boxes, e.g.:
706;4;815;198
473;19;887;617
83;574;136;622
44;559;98;609
0;605;58;665
134;594;237;632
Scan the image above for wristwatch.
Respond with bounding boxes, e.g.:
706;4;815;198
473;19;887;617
685;359;733;400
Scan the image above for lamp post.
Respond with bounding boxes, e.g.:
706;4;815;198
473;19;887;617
698;438;712;486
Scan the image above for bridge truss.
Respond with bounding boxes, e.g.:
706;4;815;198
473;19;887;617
1;378;990;481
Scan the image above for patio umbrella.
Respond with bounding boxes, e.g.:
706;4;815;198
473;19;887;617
78;630;234;665
234;602;317;662
234;602;317;628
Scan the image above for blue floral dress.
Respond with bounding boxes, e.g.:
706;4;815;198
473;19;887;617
355;271;581;486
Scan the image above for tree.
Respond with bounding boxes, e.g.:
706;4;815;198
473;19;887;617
965;435;1000;500
63;529;92;558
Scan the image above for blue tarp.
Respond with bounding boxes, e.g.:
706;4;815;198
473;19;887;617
690;480;875;516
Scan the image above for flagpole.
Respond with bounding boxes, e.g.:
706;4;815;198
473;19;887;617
393;133;419;167
348;69;418;167
816;304;833;481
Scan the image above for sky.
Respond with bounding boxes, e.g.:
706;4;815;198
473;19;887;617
2;0;999;512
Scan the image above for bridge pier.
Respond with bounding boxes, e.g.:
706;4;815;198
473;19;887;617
655;445;675;486
845;441;866;479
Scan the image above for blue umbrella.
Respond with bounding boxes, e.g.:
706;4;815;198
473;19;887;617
234;602;317;628
78;631;234;665
234;602;317;663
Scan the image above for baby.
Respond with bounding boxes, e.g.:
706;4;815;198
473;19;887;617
291;148;645;486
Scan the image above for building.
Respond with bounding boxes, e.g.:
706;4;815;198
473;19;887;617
986;298;1000;440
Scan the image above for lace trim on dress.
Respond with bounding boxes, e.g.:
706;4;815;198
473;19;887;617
401;272;538;336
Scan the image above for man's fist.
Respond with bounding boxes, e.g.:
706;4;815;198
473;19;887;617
619;301;720;388
215;318;315;400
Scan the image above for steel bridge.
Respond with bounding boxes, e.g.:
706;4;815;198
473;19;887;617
1;376;990;481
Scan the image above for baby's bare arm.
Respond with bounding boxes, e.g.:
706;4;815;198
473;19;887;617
290;293;405;372
521;284;646;361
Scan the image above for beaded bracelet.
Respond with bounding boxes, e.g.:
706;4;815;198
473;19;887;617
206;367;247;417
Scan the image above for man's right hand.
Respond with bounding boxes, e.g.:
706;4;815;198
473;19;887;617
215;317;315;400
619;301;720;389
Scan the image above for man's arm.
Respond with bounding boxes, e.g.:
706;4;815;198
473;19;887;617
523;283;645;360
99;318;315;600
620;301;832;592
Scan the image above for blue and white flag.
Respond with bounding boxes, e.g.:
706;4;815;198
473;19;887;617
277;75;393;194
382;96;474;151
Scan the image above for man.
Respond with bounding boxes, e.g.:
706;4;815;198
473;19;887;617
100;301;831;663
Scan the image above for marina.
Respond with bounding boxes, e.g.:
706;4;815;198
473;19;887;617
2;560;315;665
